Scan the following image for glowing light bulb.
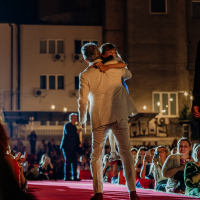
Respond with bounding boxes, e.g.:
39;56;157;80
184;92;188;96
190;96;193;100
64;107;67;112
51;105;55;110
166;105;168;107
169;98;173;101
157;102;160;106
143;106;146;110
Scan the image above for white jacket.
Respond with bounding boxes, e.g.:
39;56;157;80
78;59;138;130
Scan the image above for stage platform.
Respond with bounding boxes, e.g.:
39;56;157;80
28;180;199;200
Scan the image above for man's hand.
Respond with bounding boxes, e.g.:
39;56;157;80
192;106;200;119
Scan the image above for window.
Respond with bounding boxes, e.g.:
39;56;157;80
40;75;64;90
153;92;178;116
192;1;200;17
49;76;55;89
40;76;46;89
40;39;64;54
74;40;98;54
58;76;64;89
75;76;79;90
151;0;167;14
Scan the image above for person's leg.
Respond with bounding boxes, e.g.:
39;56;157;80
91;125;110;194
62;149;71;180
72;151;78;180
109;131;116;157
111;119;136;193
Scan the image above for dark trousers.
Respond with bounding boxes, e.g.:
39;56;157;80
62;149;77;179
30;142;36;154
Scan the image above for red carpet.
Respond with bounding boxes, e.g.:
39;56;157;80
28;180;198;200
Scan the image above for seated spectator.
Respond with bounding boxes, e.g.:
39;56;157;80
131;148;138;160
78;155;90;171
103;154;112;182
17;138;24;153
151;146;170;192
162;137;193;194
184;144;200;197
111;160;123;184
171;147;177;154
38;154;54;180
48;139;56;155
139;149;154;189
135;147;147;181
7;145;28;193
38;139;48;154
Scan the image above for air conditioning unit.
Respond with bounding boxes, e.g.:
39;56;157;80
70;90;79;98
34;89;46;97
72;54;83;62
53;54;65;61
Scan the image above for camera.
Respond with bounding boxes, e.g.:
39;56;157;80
154;151;159;159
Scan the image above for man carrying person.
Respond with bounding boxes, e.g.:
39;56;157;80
78;43;139;200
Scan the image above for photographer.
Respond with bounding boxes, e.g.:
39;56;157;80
151;146;170;192
162;137;193;194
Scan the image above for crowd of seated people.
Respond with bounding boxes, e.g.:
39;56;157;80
101;137;200;197
2;119;200;198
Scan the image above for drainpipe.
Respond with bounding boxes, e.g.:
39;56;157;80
9;23;13;111
9;23;14;138
17;24;21;110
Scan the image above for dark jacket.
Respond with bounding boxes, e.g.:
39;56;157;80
193;40;200;106
60;122;80;151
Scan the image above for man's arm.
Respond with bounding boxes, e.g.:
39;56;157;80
78;73;89;125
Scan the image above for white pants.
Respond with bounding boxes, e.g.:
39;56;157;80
109;131;116;153
91;118;136;194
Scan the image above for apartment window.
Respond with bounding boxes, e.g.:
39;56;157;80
75;76;79;90
49;76;55;89
74;40;98;54
40;75;64;90
40;39;64;54
58;76;64;89
192;1;200;17
40;40;47;53
153;92;178;116
40;76;46;89
151;0;167;14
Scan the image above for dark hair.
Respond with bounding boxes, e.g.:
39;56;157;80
99;43;124;62
177;137;192;155
131;148;138;153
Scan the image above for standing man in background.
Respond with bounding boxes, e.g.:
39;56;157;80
29;131;37;154
60;113;81;181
